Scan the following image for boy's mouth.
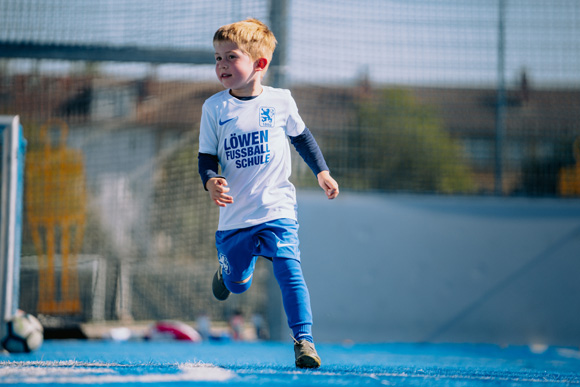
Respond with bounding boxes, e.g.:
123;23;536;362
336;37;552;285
221;73;232;79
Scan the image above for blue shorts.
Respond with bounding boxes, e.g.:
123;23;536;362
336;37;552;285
215;218;300;283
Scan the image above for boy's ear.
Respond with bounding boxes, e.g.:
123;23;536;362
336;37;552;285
255;58;268;71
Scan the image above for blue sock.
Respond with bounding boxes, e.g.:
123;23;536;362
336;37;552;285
272;258;314;343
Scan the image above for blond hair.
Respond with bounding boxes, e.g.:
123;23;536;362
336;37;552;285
213;18;277;66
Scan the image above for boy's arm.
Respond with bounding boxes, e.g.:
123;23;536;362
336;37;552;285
289;127;328;175
199;101;234;206
198;153;233;206
198;153;223;190
289;128;339;199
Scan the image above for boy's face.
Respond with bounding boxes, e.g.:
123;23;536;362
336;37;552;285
214;41;264;96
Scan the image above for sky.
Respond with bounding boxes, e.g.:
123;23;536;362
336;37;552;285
1;0;578;88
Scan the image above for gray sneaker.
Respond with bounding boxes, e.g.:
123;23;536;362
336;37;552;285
212;267;230;301
294;339;321;369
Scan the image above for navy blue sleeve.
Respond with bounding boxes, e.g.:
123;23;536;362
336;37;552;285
289;127;329;176
198;153;224;190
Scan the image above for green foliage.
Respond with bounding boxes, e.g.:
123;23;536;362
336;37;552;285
354;89;475;193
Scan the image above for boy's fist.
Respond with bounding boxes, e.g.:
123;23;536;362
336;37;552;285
317;171;339;200
206;177;234;207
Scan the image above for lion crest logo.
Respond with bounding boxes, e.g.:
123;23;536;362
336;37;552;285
218;252;231;275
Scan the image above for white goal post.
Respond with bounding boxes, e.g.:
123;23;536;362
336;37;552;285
0;115;26;340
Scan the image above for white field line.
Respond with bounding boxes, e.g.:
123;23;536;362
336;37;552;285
0;360;236;384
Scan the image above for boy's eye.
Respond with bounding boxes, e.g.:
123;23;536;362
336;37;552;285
228;55;236;60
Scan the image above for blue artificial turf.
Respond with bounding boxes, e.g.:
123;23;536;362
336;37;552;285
1;340;580;386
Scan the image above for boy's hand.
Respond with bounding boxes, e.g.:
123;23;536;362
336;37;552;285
206;177;234;207
317;171;339;200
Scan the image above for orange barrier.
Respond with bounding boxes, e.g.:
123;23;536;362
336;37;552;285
25;120;86;315
559;137;580;197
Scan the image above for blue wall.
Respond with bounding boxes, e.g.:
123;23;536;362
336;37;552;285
294;191;580;346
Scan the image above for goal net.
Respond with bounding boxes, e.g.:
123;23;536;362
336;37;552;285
0;0;578;338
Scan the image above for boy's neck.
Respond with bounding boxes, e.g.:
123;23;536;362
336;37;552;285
230;85;263;99
232;94;259;101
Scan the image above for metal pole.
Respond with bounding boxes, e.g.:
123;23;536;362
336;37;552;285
269;0;289;88
0;116;21;338
495;0;506;195
267;0;289;341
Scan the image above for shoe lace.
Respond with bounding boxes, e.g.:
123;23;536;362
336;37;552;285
290;333;299;345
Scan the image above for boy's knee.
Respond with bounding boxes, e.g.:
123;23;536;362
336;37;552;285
225;275;253;294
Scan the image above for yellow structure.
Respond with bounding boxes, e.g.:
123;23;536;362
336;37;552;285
559;137;580;197
25;120;86;315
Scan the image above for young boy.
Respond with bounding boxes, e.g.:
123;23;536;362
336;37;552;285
198;18;339;368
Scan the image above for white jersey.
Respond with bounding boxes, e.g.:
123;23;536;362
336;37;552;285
199;86;306;231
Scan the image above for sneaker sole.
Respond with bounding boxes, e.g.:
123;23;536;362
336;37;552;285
295;354;321;369
212;270;230;301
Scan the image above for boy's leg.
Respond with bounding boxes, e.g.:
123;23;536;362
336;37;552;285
254;220;316;341
213;227;258;299
212;263;255;300
250;219;321;368
272;257;321;368
272;257;313;342
222;262;255;294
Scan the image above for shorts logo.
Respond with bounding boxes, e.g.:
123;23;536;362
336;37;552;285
218;253;231;275
259;107;275;127
276;241;295;248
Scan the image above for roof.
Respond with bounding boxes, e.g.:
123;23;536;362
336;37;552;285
2;74;579;141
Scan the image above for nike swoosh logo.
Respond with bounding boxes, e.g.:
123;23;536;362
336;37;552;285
219;117;237;125
277;241;295;248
